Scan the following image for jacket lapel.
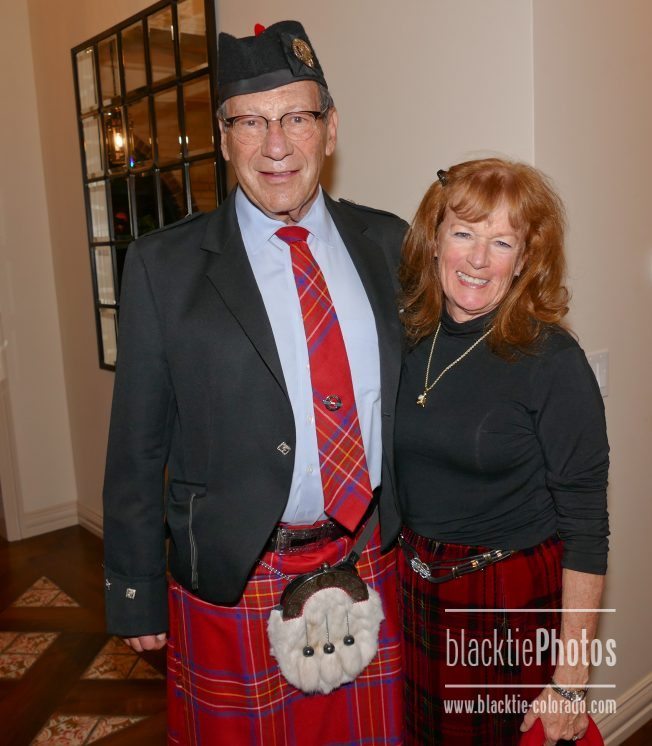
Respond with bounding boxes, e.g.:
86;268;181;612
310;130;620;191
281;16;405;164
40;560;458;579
324;195;403;410
200;194;289;400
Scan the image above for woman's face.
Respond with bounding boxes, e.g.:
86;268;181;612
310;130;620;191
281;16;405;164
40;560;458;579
436;204;525;323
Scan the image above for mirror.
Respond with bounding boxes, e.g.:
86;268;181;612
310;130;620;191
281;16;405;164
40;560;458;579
149;7;176;83
122;22;147;93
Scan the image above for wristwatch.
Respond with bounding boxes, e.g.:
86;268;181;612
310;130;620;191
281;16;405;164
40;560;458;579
550;678;588;702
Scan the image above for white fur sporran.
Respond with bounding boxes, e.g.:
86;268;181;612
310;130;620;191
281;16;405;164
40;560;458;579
267;562;384;694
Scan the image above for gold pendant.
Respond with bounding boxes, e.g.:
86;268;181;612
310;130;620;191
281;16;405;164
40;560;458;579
416;393;427;407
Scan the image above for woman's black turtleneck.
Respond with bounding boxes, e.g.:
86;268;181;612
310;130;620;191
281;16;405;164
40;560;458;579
394;310;609;574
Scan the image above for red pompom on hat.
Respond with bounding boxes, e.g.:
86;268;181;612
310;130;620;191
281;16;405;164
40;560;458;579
254;23;265;36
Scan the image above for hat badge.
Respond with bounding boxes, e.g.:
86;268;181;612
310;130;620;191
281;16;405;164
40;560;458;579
292;38;315;68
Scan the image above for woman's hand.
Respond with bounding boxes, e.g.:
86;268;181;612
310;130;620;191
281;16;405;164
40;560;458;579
521;686;588;744
520;568;605;743
123;633;167;652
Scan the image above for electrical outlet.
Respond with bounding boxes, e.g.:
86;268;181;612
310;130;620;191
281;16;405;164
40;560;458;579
587;350;608;397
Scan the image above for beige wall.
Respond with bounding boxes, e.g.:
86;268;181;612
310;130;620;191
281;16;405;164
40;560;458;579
24;0;157;532
0;0;78;534
218;0;535;220
533;0;652;737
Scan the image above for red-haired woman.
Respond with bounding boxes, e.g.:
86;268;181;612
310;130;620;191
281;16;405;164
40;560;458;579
395;159;609;745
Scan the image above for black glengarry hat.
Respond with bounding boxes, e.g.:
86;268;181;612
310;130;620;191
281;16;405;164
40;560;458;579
218;21;327;102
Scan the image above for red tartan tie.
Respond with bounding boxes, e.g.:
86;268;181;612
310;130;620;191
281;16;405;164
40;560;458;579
276;226;373;532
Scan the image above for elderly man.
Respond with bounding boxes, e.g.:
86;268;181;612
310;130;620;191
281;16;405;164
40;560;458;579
103;21;406;744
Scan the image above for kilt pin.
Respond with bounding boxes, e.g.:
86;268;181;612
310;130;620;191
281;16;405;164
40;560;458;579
398;528;563;745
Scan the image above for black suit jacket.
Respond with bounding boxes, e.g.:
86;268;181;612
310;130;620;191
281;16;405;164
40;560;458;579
103;190;408;636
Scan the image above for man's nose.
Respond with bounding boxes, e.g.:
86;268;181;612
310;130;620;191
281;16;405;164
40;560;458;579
260;120;293;159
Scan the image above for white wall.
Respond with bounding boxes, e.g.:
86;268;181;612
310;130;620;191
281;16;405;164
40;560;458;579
533;1;652;739
0;0;78;535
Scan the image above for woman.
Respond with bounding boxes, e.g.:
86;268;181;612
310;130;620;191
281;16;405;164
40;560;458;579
395;159;609;745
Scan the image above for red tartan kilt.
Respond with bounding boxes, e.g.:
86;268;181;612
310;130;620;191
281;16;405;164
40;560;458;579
398;527;563;746
167;525;403;745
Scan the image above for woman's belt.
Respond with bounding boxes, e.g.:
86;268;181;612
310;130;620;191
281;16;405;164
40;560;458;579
265;521;347;554
398;534;514;583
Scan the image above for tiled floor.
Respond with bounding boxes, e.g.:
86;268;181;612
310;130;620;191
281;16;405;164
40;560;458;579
0;527;166;744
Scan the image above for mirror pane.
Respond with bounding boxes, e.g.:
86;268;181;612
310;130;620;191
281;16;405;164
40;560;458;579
104;108;127;171
154;88;181;163
110;178;132;240
183;76;214;157
88;182;110;241
160;169;186;224
122;21;147;93
178;0;207;73
134;171;159;236
82;115;104;178
98;35;121;106
149;7;176;83
100;307;118;366
76;48;98;113
127;98;152;167
94;246;116;304
189;160;216;212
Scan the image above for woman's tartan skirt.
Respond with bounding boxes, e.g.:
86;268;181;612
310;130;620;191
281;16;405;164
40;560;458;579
167;525;403;745
398;528;563;745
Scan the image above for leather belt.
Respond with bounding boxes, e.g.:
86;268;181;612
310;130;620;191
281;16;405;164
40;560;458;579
265;521;347;554
399;534;514;583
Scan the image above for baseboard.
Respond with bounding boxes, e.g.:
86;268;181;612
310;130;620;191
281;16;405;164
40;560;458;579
21;501;78;538
77;501;103;538
595;671;652;744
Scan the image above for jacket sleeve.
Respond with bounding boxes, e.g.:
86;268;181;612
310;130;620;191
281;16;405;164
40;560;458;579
103;241;175;636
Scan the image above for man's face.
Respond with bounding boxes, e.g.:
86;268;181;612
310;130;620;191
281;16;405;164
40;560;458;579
219;80;338;223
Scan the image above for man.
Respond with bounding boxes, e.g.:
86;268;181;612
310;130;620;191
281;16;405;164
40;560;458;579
103;21;406;744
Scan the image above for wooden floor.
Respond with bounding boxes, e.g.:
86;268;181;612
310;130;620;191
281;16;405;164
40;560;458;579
0;526;165;744
0;525;649;745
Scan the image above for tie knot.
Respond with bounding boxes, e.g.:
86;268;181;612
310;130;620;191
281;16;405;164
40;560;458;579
275;226;309;245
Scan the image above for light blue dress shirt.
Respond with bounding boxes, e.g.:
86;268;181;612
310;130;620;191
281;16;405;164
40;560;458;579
235;187;381;525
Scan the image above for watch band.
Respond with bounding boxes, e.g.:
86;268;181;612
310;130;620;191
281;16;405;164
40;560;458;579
550;678;588;702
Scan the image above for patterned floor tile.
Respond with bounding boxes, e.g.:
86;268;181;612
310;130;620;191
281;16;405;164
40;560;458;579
31;714;98;744
13;589;60;607
129;657;165;680
11;577;80;608
87;716;145;742
0;632;19;652
83;652;138;680
50;592;80;607
0;653;38;679
32;576;60;591
98;636;131;656
5;632;58;656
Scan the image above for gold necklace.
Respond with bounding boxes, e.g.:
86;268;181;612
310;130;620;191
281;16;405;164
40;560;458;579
416;322;493;407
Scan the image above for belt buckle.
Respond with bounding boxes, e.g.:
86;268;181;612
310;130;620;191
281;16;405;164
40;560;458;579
409;556;432;579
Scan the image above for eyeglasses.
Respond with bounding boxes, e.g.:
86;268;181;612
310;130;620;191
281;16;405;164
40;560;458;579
221;109;329;145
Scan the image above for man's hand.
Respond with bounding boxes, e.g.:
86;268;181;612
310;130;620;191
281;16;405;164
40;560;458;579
123;633;168;652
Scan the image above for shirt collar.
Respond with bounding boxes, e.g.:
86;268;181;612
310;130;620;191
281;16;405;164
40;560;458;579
235;186;335;254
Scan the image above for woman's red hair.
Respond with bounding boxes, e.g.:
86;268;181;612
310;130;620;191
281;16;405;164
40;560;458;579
399;158;570;355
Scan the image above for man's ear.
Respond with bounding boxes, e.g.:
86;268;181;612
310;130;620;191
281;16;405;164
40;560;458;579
325;107;338;157
218;119;231;162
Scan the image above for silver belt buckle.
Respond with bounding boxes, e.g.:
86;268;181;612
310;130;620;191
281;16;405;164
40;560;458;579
409;556;432;579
